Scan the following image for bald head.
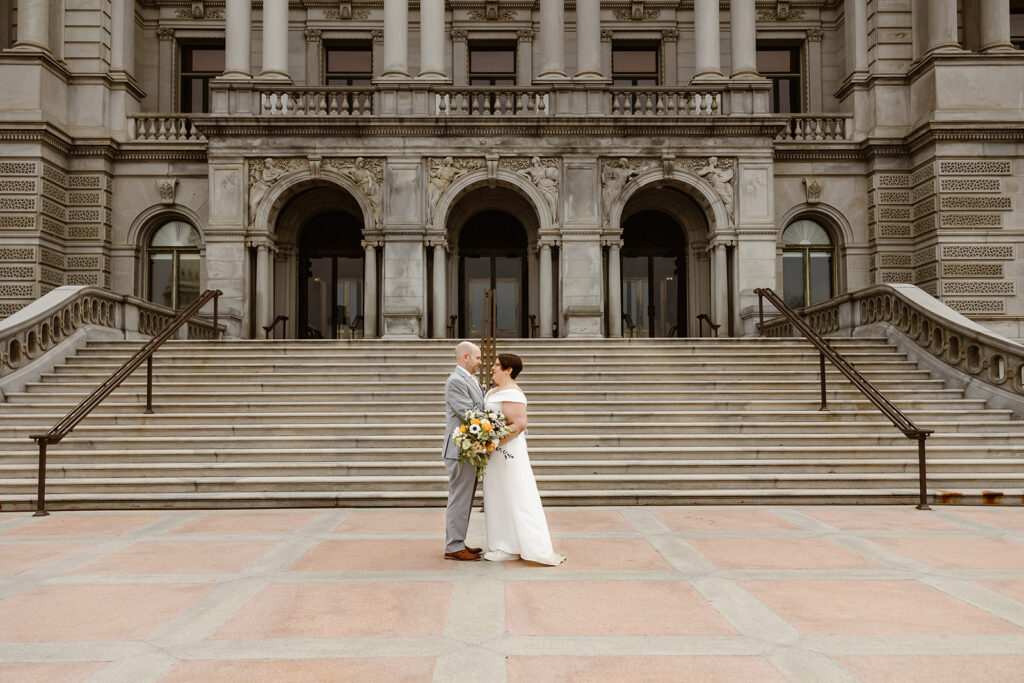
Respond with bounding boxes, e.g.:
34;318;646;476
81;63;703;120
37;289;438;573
455;341;482;373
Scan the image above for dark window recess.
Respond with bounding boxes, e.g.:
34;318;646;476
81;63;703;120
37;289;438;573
757;45;802;113
469;45;516;85
1012;1;1024;49
180;45;224;113
611;45;659;85
326;45;373;85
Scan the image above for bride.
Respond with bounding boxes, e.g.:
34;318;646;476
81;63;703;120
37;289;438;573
482;353;565;566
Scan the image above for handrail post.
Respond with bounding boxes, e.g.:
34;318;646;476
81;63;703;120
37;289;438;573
213;293;220;340
757;292;764;336
916;433;931;510
145;356;154;414
33;438;48;517
819;352;828;410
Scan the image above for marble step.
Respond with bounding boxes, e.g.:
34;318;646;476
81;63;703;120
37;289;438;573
2;408;1010;426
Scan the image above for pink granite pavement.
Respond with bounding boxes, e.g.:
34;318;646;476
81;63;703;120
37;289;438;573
1;505;1023;682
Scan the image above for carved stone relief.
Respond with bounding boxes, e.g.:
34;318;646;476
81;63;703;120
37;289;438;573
427;157;484;226
323;157;384;227
247;158;305;226
158;178;178;205
501;157;558;221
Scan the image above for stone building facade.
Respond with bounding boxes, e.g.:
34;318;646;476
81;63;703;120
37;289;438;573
1;0;1023;339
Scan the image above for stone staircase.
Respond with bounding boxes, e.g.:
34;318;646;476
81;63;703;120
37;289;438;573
0;338;1022;510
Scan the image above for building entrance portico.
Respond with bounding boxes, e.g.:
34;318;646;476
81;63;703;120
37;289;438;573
297;213;364;339
621;210;687;338
457;211;528;339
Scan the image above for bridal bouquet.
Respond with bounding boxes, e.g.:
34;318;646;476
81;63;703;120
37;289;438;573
453;408;514;479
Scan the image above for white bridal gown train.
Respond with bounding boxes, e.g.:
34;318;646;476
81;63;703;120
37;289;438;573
482;388;565;566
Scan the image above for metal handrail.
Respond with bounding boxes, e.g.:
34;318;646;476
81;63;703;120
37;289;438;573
479;289;497;390
696;313;721;338
262;315;288;339
28;289;222;516
755;287;933;510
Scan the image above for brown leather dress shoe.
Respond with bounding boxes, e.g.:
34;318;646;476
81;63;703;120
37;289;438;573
465;546;482;555
444;549;482;561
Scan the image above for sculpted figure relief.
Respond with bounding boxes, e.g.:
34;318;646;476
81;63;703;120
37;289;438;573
517;156;559;221
325;157;384;227
247;158;293;226
428;157;483;226
601;158;641;226
695;156;734;219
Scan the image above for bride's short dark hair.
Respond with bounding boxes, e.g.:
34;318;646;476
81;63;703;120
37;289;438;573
496;353;523;379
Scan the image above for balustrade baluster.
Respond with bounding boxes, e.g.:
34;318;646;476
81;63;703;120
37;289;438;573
156;118;168;140
813;118;824;140
794;118;805;139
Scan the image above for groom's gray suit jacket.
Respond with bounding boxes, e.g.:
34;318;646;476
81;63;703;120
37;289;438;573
443;367;485;459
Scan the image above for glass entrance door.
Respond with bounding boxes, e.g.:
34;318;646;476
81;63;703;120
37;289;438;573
301;255;363;339
297;211;365;339
620;210;686;337
462;255;522;338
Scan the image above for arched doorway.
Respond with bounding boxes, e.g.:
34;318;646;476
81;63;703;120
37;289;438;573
621;210;686;337
458;210;528;338
297;211;364;339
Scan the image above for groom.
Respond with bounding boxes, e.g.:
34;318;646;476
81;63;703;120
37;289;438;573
442;341;485;561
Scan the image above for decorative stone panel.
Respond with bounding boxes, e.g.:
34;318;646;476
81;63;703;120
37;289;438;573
879;253;911;268
946;299;1005;314
913;247;938;266
913;264;937;283
940;196;1012;210
39;266;63;286
0;162;37;176
878;223;911;238
940;178;1001;192
942;281;1015;296
940;214;1002;228
880;271;913;284
942;244;1013;259
938;160;1012;175
0;180;37;193
943;263;1003;278
0;265;34;279
0;248;34;261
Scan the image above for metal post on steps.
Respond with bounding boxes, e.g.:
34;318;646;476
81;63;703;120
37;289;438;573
757;292;764;336
145;356;154;414
916;433;931;510
34;439;49;517
818;352;828;410
213;293;220;340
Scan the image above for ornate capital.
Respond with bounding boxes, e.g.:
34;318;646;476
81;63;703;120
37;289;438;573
450;28;468;42
806;27;824;42
661;28;679;42
371;29;384;43
304;28;323;43
600;28;614;42
517;28;535;43
156;26;175;40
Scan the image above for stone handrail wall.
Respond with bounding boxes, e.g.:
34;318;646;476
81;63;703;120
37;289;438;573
128;115;208;141
260;88;375;116
776;115;852;140
434;88;549;116
609;87;724;116
760;284;1024;401
0;286;221;378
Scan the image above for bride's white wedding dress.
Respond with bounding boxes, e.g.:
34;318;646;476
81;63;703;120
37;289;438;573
482;388;565;566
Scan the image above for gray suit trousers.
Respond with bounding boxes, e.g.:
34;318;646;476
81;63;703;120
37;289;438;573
444;456;478;552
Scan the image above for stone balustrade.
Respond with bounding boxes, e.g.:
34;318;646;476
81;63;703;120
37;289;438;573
776;115;852;141
435;88;549;116
0;286;222;379
761;284;1024;413
128;115;207;141
261;88;375;116
609;88;724;116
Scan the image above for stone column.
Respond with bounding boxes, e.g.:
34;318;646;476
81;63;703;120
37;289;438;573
662;30;679;85
418;0;447;80
606;240;622;337
451;29;468;85
381;0;410;78
362;241;378;337
926;0;960;54
259;0;290;79
255;243;274;333
223;0;252;78
371;30;384;78
539;242;553;338
845;0;869;74
979;0;1014;52
601;29;613;79
157;27;175;111
730;0;757;79
517;29;535;86
537;0;566;79
806;28;823;112
304;28;322;86
575;0;602;79
12;0;49;51
110;0;131;74
693;0;722;80
712;243;728;328
432;242;447;338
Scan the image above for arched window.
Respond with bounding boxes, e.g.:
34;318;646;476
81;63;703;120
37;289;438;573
148;221;202;309
781;219;834;308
